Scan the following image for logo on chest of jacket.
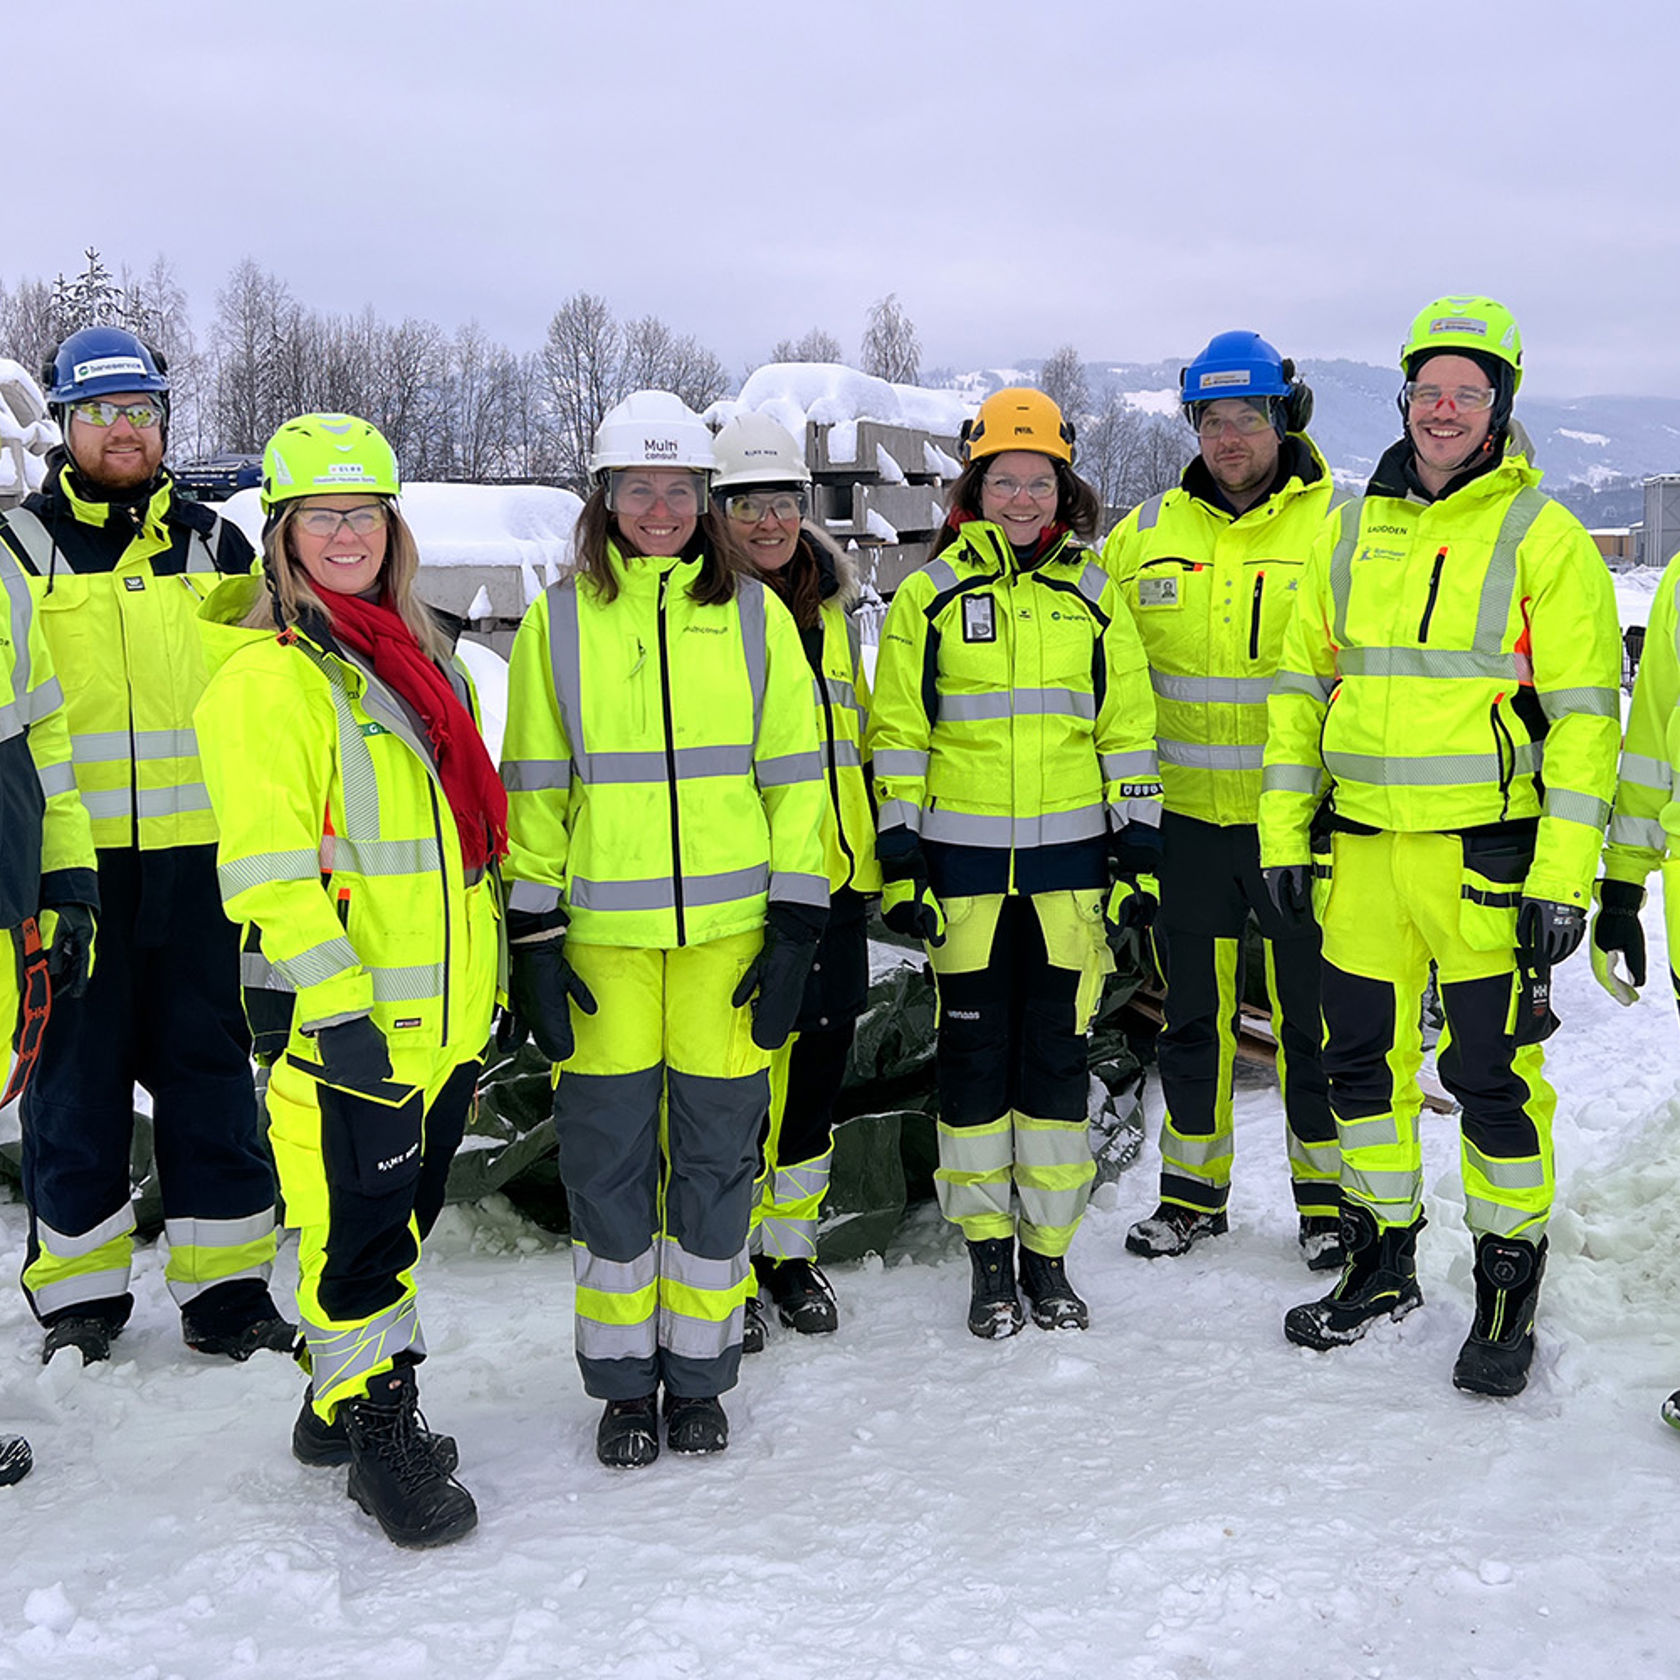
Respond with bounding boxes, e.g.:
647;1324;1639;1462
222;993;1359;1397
1355;545;1408;563
360;721;388;737
962;596;996;643
1138;576;1179;607
123;576;146;592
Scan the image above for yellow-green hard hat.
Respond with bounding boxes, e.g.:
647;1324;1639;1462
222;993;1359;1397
262;413;401;513
1401;296;1523;389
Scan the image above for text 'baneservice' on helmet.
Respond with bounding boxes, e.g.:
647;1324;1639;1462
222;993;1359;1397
261;414;401;515
711;411;811;490
961;387;1074;465
43;325;170;405
588;390;716;477
1401;295;1523;390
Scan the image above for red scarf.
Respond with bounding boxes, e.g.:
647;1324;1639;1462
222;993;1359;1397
326;592;508;874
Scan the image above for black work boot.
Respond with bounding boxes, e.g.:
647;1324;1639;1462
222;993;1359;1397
1298;1214;1346;1273
756;1256;839;1335
663;1393;729;1455
42;1315;121;1366
1018;1245;1089;1330
341;1366;477;1548
742;1292;768;1355
1453;1234;1547;1398
1125;1202;1229;1258
182;1280;297;1362
1284;1207;1425;1350
596;1395;659;1469
293;1384;459;1474
966;1237;1024;1339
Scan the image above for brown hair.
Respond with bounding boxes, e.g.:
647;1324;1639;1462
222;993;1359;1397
709;517;825;631
574;484;741;606
930;455;1103;558
244;499;453;664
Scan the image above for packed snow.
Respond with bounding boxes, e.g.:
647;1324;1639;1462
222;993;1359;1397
1124;388;1181;418
0;360;57;505
5;887;1680;1676
708;364;974;460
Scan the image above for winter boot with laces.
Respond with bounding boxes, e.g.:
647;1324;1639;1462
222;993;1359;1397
293;1384;459;1473
756;1255;839;1335
1284;1206;1425;1350
741;1291;768;1355
596;1395;659;1469
1453;1233;1547;1398
965;1237;1024;1339
41;1314;121;1366
1298;1213;1346;1272
1125;1202;1229;1258
341;1365;477;1548
664;1392;729;1455
1018;1244;1089;1330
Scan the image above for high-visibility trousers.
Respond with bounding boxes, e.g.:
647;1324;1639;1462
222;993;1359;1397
926;891;1108;1257
752;1023;852;1262
1318;828;1556;1239
556;932;769;1402
1153;812;1336;1218
20;845;276;1328
266;1046;478;1420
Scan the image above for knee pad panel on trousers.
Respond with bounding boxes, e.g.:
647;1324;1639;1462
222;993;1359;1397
1320;964;1400;1122
932;963;1013;1128
553;1066;664;1262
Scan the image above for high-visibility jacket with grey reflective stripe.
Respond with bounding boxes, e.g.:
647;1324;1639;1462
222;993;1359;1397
0;470;249;852
0;544;96;925
1259;443;1622;908
807;589;882;894
1604;547;1680;883
501;546;828;949
1101;436;1338;826
867;520;1161;858
194;575;502;1049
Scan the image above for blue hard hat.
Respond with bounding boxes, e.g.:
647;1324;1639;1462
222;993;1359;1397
43;326;170;405
1179;331;1290;406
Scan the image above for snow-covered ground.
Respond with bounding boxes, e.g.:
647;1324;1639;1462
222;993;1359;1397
4;889;1680;1677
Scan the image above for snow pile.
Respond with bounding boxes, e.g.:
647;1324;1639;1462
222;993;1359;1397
0;359;59;507
1614;567;1663;631
1124;387;1181;418
709;363;974;458
223;482;584;607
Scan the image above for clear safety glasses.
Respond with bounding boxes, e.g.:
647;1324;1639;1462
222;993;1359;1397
606;471;708;518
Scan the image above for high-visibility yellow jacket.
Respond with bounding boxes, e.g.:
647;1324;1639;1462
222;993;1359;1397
1103;436;1338;827
500;546;829;949
1260;438;1622;907
0;464;256;851
1603;550;1680;884
194;576;501;1053
867;520;1161;890
0;546;96;925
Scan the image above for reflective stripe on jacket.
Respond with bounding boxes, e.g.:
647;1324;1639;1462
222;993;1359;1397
867;520;1161;863
1103;436;1338;826
1603;548;1680;883
194;575;501;1048
0;468;253;850
0;544;96;922
500;546;828;948
1259;439;1622;907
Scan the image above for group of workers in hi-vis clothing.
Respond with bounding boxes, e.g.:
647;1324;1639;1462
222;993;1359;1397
0;290;1670;1535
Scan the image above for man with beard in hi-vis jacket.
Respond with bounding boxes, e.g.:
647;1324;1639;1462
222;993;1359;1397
1259;296;1620;1397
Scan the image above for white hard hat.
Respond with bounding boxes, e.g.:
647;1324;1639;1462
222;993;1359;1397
711;411;811;490
588;390;716;476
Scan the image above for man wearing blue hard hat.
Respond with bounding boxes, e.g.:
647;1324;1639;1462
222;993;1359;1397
1102;331;1341;1269
0;324;292;1367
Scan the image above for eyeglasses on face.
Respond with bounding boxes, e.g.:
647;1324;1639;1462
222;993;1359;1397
293;504;389;539
71;399;165;430
985;473;1058;501
725;491;807;525
608;472;706;517
1404;382;1496;413
1195;406;1273;439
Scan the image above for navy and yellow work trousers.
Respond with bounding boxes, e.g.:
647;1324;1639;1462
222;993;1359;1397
555;932;768;1402
928;891;1109;1257
266;1046;477;1420
20;845;276;1328
1153;812;1336;1218
1319;828;1556;1239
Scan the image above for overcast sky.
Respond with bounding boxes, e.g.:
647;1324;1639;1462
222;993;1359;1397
8;0;1676;400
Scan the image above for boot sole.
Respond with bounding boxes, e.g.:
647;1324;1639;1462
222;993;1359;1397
967;1307;1024;1340
776;1306;838;1335
1027;1302;1088;1331
1452;1335;1534;1398
1284;1289;1423;1351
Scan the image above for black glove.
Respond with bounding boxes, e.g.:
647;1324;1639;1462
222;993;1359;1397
732;903;826;1052
881;876;946;946
314;1016;393;1094
1591;878;1647;990
1102;877;1157;958
1107;821;1162;879
1517;897;1587;967
506;936;597;1064
874;826;927;883
46;904;96;1001
1263;864;1313;929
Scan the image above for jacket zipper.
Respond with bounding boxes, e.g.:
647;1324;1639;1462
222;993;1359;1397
656;570;687;946
1248;572;1265;661
1418;547;1447;642
814;662;855;887
1490;695;1516;820
425;779;453;1045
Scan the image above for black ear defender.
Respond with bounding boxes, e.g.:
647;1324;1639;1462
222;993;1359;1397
1279;357;1313;434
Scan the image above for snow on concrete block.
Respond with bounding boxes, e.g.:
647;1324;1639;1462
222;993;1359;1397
874;442;907;485
865;508;899;543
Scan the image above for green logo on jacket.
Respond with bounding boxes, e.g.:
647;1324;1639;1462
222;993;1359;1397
360;721;388;737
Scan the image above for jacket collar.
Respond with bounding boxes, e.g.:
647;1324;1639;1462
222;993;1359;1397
1366;421;1539;506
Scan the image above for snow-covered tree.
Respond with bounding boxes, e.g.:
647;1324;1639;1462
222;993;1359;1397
770;327;843;365
1039;344;1090;423
861;294;920;384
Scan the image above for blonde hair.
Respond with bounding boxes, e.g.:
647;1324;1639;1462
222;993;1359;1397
244;499;453;664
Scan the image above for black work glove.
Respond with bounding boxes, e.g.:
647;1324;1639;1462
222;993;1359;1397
874;826;927;884
505;936;597;1064
1107;820;1162;879
732;902;827;1052
1263;864;1313;930
875;827;946;946
1591;878;1647;1002
1517;897;1587;967
1102;877;1158;958
46;904;96;1001
314;1016;393;1094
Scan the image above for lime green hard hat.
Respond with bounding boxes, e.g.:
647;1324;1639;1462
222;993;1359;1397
261;413;401;514
1401;296;1523;390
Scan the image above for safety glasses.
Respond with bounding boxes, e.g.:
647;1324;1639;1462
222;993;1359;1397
1404;382;1496;413
70;399;165;430
606;471;707;518
724;491;807;525
292;505;389;539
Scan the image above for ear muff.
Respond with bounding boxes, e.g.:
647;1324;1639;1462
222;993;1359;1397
959;416;977;459
1060;418;1077;461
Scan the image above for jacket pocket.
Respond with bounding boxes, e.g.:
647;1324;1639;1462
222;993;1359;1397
1458;826;1536;952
